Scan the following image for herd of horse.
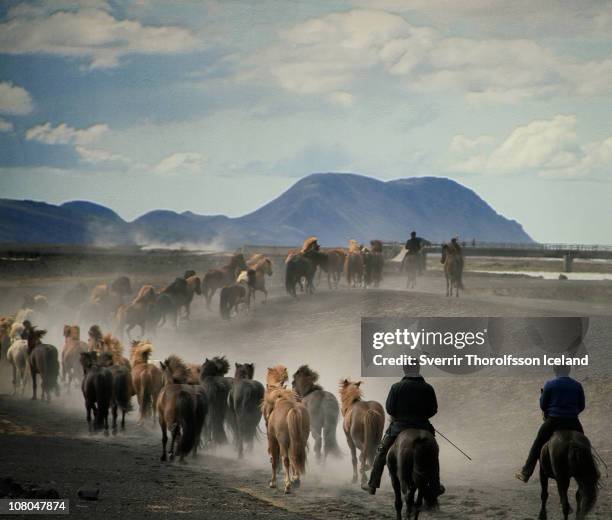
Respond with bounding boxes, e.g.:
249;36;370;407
1;239;599;519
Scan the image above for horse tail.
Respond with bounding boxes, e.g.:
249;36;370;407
141;371;152;418
569;442;600;515
219;287;231;319
322;393;342;458
287;407;307;476
285;262;296;297
115;369;130;412
364;408;384;466
412;435;441;509
176;390;197;457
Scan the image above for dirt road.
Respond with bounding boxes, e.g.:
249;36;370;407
1;271;611;519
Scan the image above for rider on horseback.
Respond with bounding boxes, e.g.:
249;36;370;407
362;359;445;496
516;364;585;483
405;231;421;256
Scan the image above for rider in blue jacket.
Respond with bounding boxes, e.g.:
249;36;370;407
516;364;585;482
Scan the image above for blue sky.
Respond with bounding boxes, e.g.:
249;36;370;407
1;0;611;243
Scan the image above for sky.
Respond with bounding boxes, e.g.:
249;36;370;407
0;0;611;244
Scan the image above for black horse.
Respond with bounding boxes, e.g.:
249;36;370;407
387;429;443;520
99;352;132;433
80;352;113;435
538;430;600;520
285;250;328;297
200;356;232;446
228;363;264;458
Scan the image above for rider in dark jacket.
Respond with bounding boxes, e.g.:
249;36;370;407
405;231;421;255
363;360;443;495
516;365;585;482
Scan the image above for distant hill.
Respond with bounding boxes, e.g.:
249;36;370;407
0;173;532;247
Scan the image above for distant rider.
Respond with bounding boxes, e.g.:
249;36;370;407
515;364;585;482
362;360;444;496
405;231;421;256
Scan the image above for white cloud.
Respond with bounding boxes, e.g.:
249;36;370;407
450;134;495;153
154;152;207;176
0;5;200;69
328;91;355;107
235;9;612;104
26;122;108;145
0;118;14;132
0;81;34;115
76;145;124;163
452;115;612;178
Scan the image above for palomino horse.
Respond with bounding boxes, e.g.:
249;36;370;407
130;341;163;424
80;351;113;435
62;325;88;390
202;254;248;310
7;322;29;395
246;255;274;303
538;431;600;520
441;244;464;297
98;352;133;434
114;285;158;340
292;365;341;461
402;253;418;289
27;326;60;402
263;365;289;424
339;379;384;484
387;429;443;520
262;387;310;493
345;240;364;287
228;363;265;458
159;355;208;459
200;356;232;445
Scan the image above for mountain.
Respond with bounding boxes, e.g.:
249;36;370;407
0;173;532;247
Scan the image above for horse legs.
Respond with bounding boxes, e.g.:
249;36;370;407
268;437;280;489
86;401;94;433
11;363;17;395
406;486;416;520
160;420;168;461
121;407;126;430
345;433;358;483
389;467;402;520
111;404;118;435
556;477;571;520
358;447;368;485
169;423;178;461
538;468;549;520
312;422;323;462
414;489;423;520
102;407;109;436
281;448;292;494
31;369;37;400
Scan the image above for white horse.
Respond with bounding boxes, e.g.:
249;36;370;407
7;322;29;395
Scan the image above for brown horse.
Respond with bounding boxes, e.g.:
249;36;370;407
263;387;310;493
159;355;208;458
345;240;364;288
80;351;113;434
441;244;464;297
292;365;341;461
364;241;384;288
130;341;163;424
219;272;253;319
27;327;60;402
538;431;600;520
323;248;346;289
101;333;131;368
202;254;248;309
98;352;133;434
339;379;384;484
246;255;274;303
387;429;442;520
199;356;232;446
62;325;88;389
182;275;202;318
114;285;158;340
263;365;289;424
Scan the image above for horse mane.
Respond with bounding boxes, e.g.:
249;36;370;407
10;322;25;339
162;354;190;383
348;239;361;254
201;356;230;377
267;365;288;388
260;387;297;414
102;333;124;361
293;365;323;394
250;256;271;271
339;379;363;414
89;324;103;342
370;240;383;253
247;253;265;265
235;362;255;380
130;340;154;365
301;236;319;253
133;285;156;304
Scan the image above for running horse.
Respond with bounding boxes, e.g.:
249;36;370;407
285;237;328;297
345;240;364;287
202;254;248;310
246;255;274;303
